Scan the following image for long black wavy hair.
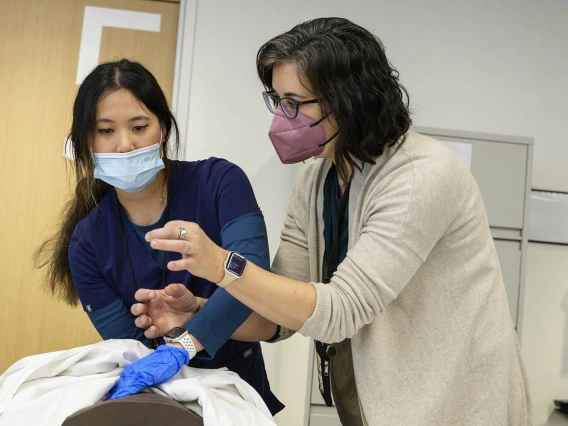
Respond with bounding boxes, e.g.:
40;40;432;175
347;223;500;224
257;17;411;182
35;59;180;306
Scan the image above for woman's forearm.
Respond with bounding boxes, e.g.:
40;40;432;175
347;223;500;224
192;297;278;342
225;259;317;331
231;312;278;342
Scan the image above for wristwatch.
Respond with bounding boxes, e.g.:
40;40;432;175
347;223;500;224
164;327;197;358
217;251;247;288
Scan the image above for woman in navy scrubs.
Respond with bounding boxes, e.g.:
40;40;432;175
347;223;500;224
35;59;283;415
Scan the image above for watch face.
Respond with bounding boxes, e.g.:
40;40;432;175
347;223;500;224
227;253;247;276
165;327;187;339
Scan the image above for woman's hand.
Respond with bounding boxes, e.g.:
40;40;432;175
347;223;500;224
108;345;190;400
131;284;203;339
145;221;228;284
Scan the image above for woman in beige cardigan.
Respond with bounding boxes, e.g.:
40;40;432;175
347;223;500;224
131;17;531;426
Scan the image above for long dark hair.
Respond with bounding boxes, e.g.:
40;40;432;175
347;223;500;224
257;17;412;182
35;59;180;306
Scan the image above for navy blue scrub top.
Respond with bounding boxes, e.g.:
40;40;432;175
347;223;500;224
68;158;283;415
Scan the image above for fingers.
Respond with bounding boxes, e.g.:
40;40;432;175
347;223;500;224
164;283;192;298
134;288;157;303
135;315;163;339
150;238;193;256
164;284;197;313
131;302;149;317
167;259;190;272
134;314;153;329
145;221;201;243
144;325;161;340
144;221;181;242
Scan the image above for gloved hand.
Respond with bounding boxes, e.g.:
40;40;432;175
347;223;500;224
108;345;190;400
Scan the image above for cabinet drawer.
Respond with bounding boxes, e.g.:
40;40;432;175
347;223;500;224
469;140;528;229
438;136;528;230
309;405;342;426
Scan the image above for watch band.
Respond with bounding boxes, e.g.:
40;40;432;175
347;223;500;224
217;269;239;288
164;330;197;359
178;333;197;359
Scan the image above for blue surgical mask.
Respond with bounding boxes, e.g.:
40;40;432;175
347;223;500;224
93;143;165;193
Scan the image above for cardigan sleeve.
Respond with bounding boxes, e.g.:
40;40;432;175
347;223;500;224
268;171;314;342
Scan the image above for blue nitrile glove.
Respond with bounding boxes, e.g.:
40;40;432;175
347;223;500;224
108;345;190;400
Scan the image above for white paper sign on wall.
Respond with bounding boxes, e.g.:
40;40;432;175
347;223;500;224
529;190;568;245
76;6;161;85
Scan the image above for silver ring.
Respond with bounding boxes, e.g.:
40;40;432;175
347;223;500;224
185;241;192;255
178;227;187;240
148;317;153;327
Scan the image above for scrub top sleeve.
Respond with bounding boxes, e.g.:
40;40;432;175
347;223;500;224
69;225;151;346
184;212;270;358
215;163;262;229
68;225;121;313
88;299;152;348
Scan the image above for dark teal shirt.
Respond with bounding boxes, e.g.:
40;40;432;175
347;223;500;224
323;165;349;270
131;207;168;267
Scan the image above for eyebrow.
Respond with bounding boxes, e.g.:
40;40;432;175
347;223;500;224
95;115;151;124
283;91;307;99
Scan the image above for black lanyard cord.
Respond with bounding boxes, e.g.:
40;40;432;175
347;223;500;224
317;177;352;407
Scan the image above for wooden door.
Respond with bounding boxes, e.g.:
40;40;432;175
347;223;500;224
0;0;179;372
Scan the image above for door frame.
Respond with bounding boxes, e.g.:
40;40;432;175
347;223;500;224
172;0;197;159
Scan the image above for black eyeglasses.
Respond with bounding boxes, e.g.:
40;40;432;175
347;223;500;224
262;91;319;119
